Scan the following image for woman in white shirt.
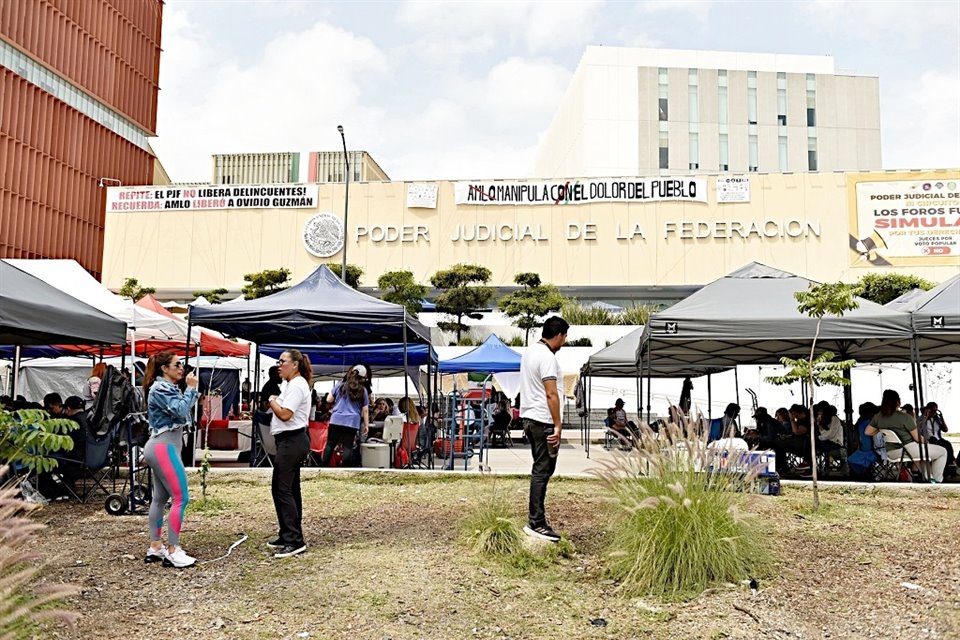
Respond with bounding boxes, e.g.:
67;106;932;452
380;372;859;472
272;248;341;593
265;349;312;559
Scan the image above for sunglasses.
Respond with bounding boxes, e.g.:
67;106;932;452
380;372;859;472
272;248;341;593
168;361;184;369
277;359;289;365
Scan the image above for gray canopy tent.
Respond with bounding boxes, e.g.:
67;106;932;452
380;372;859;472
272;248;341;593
1;261;127;396
900;273;960;408
637;263;916;428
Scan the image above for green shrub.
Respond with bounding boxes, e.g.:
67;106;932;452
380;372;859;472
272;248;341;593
460;482;523;557
566;337;593;347
561;301;617;325
497;334;525;347
591;423;769;600
457;336;477;346
619;303;660;326
0;409;77;473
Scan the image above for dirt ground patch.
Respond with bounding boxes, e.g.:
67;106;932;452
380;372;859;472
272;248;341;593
28;473;960;639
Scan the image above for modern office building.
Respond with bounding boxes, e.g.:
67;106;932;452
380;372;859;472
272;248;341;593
212;152;300;184
535;47;882;179
0;0;163;278
308;151;390;183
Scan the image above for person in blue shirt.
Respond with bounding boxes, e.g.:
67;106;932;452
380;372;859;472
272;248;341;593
322;365;370;467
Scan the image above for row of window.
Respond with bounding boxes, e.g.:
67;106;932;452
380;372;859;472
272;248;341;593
0;39;150;151
659;68;817;171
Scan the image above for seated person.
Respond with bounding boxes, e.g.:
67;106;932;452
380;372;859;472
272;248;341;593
814;401;844;452
43;392;64;417
371;398;390;423
918;402;955;478
866;389;948;483
489;400;512;446
708;403;741;442
610;398;630;435
385;398;401;417
848;402;880;477
748;406;788;447
771;404;813;474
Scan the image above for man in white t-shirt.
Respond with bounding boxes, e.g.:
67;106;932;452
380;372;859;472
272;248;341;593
519;316;569;543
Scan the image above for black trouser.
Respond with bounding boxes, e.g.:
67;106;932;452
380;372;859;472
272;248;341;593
523;418;558;529
271;429;309;547
930;436;955;469
321;423;359;467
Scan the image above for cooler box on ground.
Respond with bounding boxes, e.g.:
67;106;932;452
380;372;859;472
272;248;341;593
361;442;389;469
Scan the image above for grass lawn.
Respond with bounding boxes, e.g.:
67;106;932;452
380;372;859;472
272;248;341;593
31;471;960;639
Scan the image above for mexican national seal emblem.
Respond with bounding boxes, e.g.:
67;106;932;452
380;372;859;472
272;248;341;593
302;212;344;258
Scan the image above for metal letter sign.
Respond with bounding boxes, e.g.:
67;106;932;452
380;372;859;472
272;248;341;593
931;316;945;329
665;322;679;335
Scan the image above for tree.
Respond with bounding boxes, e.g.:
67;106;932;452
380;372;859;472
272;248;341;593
192;288;229;304
118;277;155;301
765;282;859;511
430;264;495;343
378;270;428;316
498;272;566;345
241;268;291;299
855;272;934;305
325;263;364;289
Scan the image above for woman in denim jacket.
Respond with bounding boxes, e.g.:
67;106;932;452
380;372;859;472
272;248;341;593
142;350;199;568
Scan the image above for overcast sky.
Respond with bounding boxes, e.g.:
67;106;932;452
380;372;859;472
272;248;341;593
151;0;960;183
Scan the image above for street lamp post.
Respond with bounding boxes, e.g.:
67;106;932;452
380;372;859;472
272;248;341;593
337;125;349;283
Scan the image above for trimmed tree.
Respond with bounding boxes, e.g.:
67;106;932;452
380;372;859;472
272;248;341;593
855;272;934;305
325;263;364;289
430;264;494;343
118;277;155;301
765;282;859;511
498;272;566;345
241;268;291;299
378;270;428;316
192;288;228;304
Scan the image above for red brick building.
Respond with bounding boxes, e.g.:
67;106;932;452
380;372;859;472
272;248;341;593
0;0;163;278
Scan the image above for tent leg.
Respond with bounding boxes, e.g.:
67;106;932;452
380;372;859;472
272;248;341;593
251;348;261;468
707;374;712;420
402;313;410;470
586;376;592;458
645;347;652;424
182;316;195;467
910;338;929;480
11;346;21;398
734;367;740;407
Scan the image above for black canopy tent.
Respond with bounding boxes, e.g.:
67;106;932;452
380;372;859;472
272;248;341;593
1;261;127;396
637;263;916;428
188;265;435;466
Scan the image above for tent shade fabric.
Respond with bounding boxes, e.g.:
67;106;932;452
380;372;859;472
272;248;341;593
581;326;730;378
639;262;916;369
258;343;437;368
902;274;960;361
190;265;431;345
0;261;127;346
136;294;250;357
4;259;185;341
438;334;522;373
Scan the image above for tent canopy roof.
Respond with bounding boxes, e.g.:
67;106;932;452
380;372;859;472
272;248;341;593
136;294;249;357
0;261;127;346
901;273;960;361
438;334;521;373
582;326;729;377
190;265;432;345
639;262;915;369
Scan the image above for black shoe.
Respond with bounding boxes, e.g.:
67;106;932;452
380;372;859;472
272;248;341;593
266;538;284;549
273;544;307;559
523;525;560;543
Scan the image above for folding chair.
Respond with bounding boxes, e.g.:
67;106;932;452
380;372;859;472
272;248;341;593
871;429;913;482
307;421;329;466
48;425;118;503
253;421;277;467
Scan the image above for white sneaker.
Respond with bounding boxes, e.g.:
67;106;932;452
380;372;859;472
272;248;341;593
163;546;197;568
144;546;168;564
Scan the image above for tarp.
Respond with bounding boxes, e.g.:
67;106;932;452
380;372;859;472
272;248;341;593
190;265;431;345
4;259;185;341
136;294;249;357
0;261;126;346
902;273;960;362
438;334;521;373
258;343;436;369
638;262;915;369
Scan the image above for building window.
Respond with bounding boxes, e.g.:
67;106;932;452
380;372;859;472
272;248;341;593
659;131;669;169
688;69;699;125
719;133;728;172
806;105;816;127
658;67;668;121
747;71;758;125
777;72;787;126
778;135;788;171
749;134;758;172
808;136;818;171
689;132;699;170
659;97;669;121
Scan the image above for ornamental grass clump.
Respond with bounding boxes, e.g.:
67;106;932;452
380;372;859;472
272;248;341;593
459;480;523;558
0;470;78;637
592;421;769;601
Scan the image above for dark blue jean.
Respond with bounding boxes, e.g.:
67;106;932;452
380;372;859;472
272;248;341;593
523;418;558;528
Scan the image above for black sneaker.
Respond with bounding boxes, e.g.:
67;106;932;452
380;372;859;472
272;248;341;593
273;544;307;559
523;525;560;543
266;538;284;549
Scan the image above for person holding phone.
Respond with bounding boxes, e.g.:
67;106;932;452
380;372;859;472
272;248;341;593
142;350;199;569
919;402;955;478
519;316;569;543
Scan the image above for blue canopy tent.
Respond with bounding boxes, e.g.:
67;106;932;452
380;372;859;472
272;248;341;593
188;265;435;466
438;334;521;373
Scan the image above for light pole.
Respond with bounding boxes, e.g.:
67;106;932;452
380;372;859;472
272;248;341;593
337;125;349;283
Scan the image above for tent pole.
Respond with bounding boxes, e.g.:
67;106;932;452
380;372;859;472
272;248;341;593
251;346;261;468
402;311;410;470
586;375;592;458
734;366;740;407
645;346;652;424
910;338;929;480
707;373;713;420
11;345;21;398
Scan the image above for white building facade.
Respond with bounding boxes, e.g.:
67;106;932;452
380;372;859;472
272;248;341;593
535;47;882;178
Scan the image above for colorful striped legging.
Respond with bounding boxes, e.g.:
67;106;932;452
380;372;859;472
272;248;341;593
143;429;190;547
